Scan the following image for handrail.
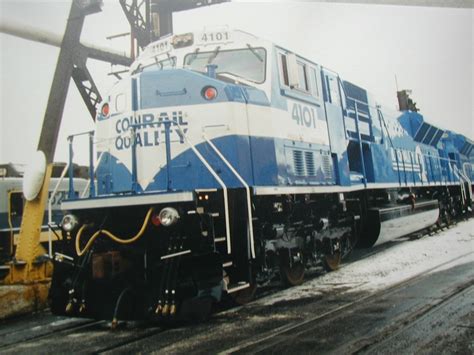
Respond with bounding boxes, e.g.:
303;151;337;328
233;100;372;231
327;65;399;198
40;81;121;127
81;151;105;198
454;164;473;203
337;77;370;186
353;101;367;187
377;106;402;186
126;120;235;253
162;121;233;254
48;163;69;257
202;132;256;259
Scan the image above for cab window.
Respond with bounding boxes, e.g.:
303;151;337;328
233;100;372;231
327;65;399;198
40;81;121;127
297;62;309;92
280;54;289;86
279;52;320;99
184;47;266;84
309;67;319;97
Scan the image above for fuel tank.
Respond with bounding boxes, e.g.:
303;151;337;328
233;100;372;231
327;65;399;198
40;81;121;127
361;200;439;247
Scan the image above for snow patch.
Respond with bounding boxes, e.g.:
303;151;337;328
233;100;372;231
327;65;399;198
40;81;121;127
259;219;474;306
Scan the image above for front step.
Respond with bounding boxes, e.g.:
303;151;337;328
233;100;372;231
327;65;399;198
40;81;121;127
223;261;233;268
227;282;250;294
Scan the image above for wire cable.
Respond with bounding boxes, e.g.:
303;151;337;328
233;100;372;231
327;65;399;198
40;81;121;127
75;207;154;256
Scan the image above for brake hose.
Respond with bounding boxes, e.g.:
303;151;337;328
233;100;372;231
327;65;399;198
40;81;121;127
75;207;154;256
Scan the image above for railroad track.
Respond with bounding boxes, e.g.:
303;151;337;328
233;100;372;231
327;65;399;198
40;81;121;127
0;218;471;354
220;251;474;354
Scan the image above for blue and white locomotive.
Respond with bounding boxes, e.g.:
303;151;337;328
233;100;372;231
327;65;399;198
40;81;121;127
51;29;473;321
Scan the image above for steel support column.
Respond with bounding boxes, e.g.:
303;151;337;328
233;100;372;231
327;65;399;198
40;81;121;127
8;0;102;283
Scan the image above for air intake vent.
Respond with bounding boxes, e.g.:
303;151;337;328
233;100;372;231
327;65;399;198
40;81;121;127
322;155;333;180
305;151;315;176
293;150;304;176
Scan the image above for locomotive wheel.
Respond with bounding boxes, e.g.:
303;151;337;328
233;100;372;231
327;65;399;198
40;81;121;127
232;282;257;305
323;251;341;272
280;261;305;286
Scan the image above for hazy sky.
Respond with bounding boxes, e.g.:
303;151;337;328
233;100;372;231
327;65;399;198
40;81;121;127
0;0;472;166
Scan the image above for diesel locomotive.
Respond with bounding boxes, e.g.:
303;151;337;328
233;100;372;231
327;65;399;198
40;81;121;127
49;29;473;322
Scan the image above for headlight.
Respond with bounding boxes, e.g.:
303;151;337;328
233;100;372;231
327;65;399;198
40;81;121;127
158;207;180;227
61;214;79;232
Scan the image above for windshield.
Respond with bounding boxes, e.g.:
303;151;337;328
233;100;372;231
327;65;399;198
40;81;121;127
184;47;266;83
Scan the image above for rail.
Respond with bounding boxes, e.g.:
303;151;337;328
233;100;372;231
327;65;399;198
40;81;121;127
47;163;69;257
67;130;97;199
337;79;368;187
377;106;402;186
202;127;256;259
80;151;105;198
127;120;233;254
335;77;467;190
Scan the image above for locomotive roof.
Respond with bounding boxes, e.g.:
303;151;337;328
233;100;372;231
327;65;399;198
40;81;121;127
130;28;272;74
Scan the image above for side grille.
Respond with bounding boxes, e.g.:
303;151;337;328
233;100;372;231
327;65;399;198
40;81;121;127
293;150;305;176
322;154;333;180
305;151;315;176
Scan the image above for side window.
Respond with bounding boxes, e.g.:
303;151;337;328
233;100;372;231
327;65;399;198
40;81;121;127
280;54;289;86
309;67;319;98
279;51;320;99
297;62;309;92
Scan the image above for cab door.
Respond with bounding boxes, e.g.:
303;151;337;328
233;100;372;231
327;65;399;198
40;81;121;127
321;68;351;186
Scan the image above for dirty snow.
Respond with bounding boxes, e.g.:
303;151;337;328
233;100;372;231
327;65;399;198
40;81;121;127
259;219;474;306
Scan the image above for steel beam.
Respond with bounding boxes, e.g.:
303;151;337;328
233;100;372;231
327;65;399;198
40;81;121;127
72;61;103;120
119;0;151;49
0;21;132;67
8;0;101;283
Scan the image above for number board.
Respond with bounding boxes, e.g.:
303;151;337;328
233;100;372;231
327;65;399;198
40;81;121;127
197;31;232;45
148;38;172;56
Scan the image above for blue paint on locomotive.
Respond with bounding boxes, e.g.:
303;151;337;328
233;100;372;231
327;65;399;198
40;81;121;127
95;134;337;195
68;40;474;203
139;69;271;108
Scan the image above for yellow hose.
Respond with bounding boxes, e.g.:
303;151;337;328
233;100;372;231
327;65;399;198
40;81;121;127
75;207;154;256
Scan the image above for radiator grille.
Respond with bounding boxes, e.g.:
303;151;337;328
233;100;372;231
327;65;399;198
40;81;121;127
293;150;305;176
322;154;333;180
305;151;315;176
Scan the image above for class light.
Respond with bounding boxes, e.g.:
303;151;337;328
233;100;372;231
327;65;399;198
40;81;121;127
158;207;180;227
61;214;79;232
101;103;110;117
171;33;194;48
202;86;217;101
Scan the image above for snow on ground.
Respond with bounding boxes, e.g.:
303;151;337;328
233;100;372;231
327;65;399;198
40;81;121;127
259;219;474;306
